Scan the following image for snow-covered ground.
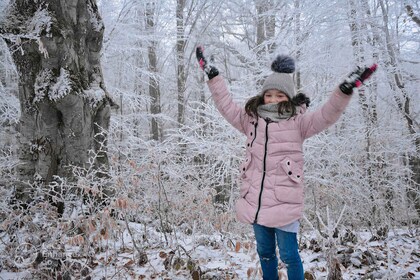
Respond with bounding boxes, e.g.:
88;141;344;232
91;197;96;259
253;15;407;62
1;222;419;279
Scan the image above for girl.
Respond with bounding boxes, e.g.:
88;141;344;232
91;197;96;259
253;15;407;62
196;47;376;280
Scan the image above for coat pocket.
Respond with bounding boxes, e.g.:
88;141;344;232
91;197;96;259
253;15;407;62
274;185;304;204
280;157;303;184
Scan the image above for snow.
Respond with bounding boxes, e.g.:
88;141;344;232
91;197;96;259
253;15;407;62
1;221;418;279
37;38;49;58
35;69;106;105
87;2;104;32
83;78;105;108
27;5;53;37
1;0;419;279
49;68;73;102
33;68;53;103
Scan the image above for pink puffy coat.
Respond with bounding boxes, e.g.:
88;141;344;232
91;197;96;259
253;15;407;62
207;76;352;228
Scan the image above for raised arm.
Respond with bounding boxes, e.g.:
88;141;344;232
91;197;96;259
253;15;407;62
196;46;250;134
300;64;377;139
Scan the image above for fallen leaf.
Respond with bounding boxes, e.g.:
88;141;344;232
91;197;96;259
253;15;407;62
235;241;241;252
247;267;254;278
124;259;135;267
192;270;200;280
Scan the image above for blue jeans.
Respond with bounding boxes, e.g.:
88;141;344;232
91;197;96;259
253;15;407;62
253;224;304;280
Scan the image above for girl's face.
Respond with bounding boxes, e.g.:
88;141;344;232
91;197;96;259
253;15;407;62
263;89;289;104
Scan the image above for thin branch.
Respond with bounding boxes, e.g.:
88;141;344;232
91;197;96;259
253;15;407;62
405;5;420;27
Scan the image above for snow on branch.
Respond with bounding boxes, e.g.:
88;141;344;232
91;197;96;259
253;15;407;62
34;68;53;103
27;5;54;58
1;4;53;57
83;74;105;107
27;5;53;37
49;68;73;102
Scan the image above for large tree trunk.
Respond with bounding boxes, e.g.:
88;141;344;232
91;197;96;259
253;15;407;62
0;0;113;203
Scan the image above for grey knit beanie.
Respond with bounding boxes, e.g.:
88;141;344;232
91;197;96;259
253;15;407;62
261;55;296;99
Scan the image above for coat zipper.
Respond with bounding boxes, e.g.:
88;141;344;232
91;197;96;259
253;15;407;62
250;122;258;147
254;118;270;223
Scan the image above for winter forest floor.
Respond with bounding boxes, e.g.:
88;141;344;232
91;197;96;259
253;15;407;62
1;221;419;280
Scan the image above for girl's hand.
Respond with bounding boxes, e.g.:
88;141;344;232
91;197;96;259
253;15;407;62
339;64;378;95
196;46;219;80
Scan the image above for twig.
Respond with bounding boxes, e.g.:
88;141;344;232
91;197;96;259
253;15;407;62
123;214;142;256
176;244;192;259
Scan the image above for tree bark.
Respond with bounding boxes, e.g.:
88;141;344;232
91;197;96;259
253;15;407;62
255;0;276;87
294;0;302;90
176;0;186;128
406;5;420;27
145;2;161;141
0;0;113;203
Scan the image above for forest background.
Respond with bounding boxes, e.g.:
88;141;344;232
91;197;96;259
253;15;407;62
0;0;419;279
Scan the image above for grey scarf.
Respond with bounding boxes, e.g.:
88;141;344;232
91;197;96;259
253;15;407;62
257;103;294;122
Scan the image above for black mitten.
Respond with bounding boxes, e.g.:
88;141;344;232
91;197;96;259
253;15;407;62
339;64;378;95
196;46;219;80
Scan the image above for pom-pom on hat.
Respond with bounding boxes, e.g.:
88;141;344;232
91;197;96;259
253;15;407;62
261;55;297;99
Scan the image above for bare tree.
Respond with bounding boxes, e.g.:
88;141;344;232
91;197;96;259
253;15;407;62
405;4;420;27
378;0;420;218
348;0;384;225
0;0;114;205
176;0;187;128
294;0;302;90
255;0;276;57
145;1;161;141
254;0;276;86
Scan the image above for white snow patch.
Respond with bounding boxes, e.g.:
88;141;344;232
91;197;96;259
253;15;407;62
34;68;53;103
37;38;49;58
1;225;418;279
83;80;105;108
27;5;53;37
49;68;73;102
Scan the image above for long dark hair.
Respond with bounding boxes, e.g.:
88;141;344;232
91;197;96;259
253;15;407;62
244;93;310;118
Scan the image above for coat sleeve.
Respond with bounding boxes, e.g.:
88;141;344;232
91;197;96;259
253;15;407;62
299;87;352;139
207;76;250;135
